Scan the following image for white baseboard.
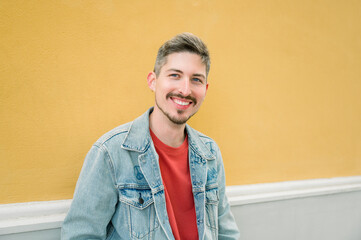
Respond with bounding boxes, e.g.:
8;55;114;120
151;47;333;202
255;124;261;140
0;200;71;235
226;175;361;206
1;176;360;236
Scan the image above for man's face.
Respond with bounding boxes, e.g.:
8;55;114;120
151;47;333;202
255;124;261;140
148;52;208;125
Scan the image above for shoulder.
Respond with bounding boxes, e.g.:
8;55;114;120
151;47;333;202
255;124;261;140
93;121;133;148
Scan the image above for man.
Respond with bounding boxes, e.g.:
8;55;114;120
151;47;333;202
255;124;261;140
62;33;240;240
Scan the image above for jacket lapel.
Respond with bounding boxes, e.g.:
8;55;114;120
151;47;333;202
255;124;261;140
186;125;216;239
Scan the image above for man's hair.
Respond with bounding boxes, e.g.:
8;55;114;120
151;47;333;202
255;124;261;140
153;32;210;77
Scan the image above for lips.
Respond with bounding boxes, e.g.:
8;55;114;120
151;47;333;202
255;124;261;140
166;93;197;105
166;93;196;110
170;97;192;110
172;98;191;106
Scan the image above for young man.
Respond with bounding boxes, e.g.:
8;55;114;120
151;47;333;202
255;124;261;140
61;33;240;240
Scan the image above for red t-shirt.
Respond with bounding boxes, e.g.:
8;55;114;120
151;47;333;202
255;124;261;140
150;129;199;240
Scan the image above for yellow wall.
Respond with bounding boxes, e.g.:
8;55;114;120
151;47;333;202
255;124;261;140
1;0;360;204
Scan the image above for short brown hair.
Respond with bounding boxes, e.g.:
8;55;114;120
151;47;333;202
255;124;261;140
153;32;210;77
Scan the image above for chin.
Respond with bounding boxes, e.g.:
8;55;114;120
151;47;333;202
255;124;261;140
168;116;188;125
170;111;198;125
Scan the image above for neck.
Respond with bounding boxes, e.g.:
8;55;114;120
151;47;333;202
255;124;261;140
149;108;186;148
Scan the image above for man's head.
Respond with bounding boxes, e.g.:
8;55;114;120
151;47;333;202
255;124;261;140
147;33;210;126
153;32;210;78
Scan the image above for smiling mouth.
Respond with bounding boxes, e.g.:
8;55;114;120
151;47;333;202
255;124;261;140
172;98;191;106
166;93;197;106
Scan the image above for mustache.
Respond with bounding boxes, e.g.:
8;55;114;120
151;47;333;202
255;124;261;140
166;93;197;105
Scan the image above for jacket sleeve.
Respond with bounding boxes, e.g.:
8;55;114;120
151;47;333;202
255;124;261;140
216;146;241;240
61;144;118;240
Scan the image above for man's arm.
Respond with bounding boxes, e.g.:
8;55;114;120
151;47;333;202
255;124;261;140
61;144;118;240
216;146;240;240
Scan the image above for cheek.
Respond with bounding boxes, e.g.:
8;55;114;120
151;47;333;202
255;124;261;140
156;82;173;93
195;88;207;99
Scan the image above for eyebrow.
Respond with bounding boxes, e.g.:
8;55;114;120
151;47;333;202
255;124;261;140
193;73;206;79
166;68;206;79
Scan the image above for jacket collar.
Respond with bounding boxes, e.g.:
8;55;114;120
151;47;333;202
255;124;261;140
185;125;215;160
121;107;215;160
121;108;152;152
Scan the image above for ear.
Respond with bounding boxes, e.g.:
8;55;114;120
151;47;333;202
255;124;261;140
206;82;209;91
147;72;157;91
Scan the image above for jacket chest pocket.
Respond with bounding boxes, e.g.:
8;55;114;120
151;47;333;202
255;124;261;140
118;187;159;239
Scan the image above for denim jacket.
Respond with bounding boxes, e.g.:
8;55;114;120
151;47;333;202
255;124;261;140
61;108;240;240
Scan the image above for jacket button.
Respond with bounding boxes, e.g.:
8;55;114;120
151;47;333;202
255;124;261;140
139;197;144;204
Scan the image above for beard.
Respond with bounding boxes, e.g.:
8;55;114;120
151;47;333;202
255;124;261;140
155;93;198;125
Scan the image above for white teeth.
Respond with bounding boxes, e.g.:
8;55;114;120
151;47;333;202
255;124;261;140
173;99;190;106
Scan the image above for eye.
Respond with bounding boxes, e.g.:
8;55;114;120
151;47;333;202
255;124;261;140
169;73;180;78
192;78;203;83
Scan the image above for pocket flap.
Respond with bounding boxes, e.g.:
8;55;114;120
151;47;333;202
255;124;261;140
118;187;154;210
205;188;219;204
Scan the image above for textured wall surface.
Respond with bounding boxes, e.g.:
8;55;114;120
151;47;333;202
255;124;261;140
1;0;361;204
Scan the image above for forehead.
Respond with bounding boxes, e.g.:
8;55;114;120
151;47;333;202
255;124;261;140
161;52;206;74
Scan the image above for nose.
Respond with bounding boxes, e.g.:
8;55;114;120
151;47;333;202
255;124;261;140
178;78;191;96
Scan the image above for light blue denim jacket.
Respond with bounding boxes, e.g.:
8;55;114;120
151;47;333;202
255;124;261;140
62;108;240;240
